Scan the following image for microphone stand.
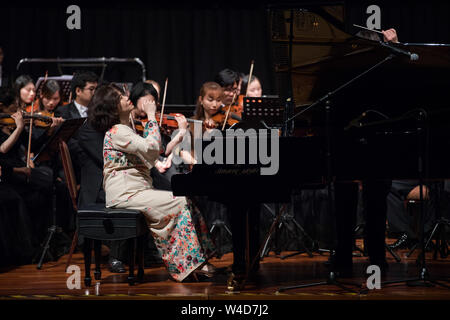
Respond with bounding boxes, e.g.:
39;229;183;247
278;53;396;293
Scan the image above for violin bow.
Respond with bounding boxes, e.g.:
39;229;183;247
26;99;36;168
246;60;254;97
159;78;168;127
221;91;238;131
221;76;242;131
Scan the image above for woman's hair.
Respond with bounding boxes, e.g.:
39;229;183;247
144;80;161;100
240;74;260;95
39;80;61;111
13;74;34;108
88;83;124;133
129;81;159;108
193;81;223;120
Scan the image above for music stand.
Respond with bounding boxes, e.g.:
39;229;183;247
33;118;86;269
35;75;73;102
241;96;285;129
241;97;316;260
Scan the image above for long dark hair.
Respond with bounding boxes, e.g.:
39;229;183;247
39;80;62;111
129;82;159;108
13;75;34;109
88;83;124;133
240;74;260;96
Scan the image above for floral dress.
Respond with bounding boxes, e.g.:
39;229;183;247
103;120;213;281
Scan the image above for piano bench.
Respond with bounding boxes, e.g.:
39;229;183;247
77;204;148;287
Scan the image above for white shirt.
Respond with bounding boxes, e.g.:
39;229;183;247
74;100;88;118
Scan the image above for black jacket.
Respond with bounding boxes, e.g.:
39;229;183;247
77;121;105;207
54;102;85;183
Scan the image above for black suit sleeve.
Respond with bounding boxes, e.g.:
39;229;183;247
78;122;104;168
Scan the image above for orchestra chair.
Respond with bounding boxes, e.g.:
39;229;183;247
77;204;148;286
59;141;80;271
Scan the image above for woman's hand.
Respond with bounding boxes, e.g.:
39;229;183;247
50;117;65;128
13;166;31;178
139;98;157;119
155;156;172;173
174;114;188;131
11;111;24;130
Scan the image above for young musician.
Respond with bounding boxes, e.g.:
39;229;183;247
10;75;36;111
214;68;241;107
37;80;62;114
241;74;262;98
89;83;217;281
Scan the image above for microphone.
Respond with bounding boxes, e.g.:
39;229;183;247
379;41;419;61
344;112;367;130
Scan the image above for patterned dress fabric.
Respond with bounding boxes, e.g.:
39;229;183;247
102;120;213;281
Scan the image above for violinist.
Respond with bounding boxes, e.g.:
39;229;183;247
0;105;53;247
9;75;36;112
192;81;224;131
33;79;62;115
0;112;38;266
214;68;241;107
241;74;262;98
28;80;65;150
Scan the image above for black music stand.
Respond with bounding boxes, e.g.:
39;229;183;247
33;118;86;269
241;96;285;129
35;75;73;102
240;97;316;259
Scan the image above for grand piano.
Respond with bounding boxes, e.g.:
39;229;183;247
170;6;450;291
172;7;450;198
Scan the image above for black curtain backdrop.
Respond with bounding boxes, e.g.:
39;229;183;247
1;1;449;104
0;3;276;105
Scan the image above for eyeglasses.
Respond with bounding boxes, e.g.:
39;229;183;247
84;86;96;92
224;86;239;93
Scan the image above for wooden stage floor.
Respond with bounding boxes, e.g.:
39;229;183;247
0;239;449;301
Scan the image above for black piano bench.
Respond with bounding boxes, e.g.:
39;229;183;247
77;204;148;287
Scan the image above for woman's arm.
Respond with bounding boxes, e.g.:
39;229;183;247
108;120;162;166
0;112;24;154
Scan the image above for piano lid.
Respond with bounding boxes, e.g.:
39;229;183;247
269;7;450;125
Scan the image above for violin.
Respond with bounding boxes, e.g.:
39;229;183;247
133;112;202;134
0;111;54;128
208;105;242;129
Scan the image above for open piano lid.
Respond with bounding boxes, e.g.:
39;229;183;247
269;8;450;126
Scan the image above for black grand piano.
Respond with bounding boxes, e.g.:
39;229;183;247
170;7;450;290
172;8;450;199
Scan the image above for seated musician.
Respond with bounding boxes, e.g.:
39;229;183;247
241;74;262;98
9;75;35;112
89;83;217;281
214;68;241;107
